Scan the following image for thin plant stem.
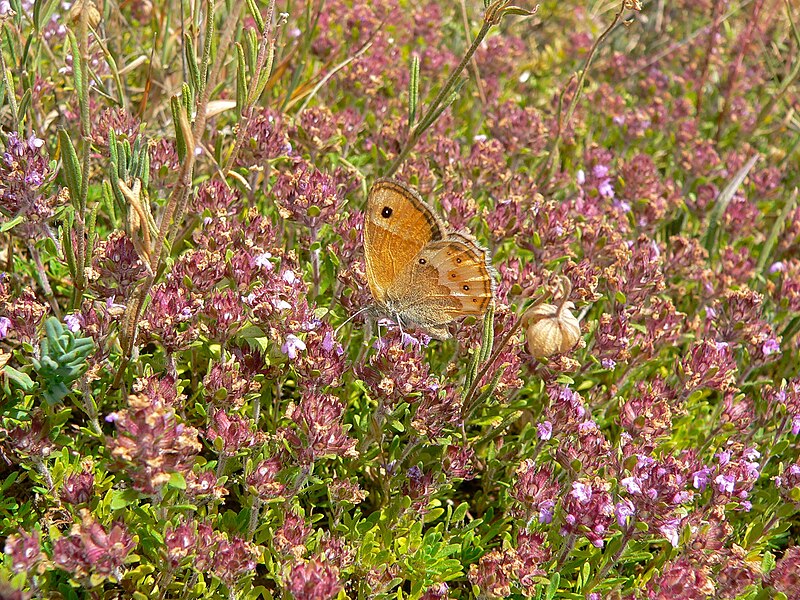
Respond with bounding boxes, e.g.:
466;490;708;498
112;0;246;381
384;18;494;178
584;529;634;593
27;241;60;318
537;0;628;184
221;0;278;176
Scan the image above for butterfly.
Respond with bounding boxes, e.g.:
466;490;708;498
363;179;496;340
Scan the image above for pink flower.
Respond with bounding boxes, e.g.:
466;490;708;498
52;512;134;578
286;558;341;600
4;530;43;573
60;468;94;505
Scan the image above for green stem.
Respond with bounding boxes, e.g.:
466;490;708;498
222;0;277;176
384;18;494;178
537;0;627;183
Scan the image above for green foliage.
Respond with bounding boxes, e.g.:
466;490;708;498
2;0;800;598
31;317;93;405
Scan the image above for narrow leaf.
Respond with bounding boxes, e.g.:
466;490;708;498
408;54;420;128
58;129;83;207
756;187;798;275
704;154;759;253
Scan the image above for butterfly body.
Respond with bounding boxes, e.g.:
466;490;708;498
363;179;495;339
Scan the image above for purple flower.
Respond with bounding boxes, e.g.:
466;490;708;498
539;500;555;524
714;473;736;494
792;414;800;436
769;261;785;273
598;179;615;199
64;313;81;333
570;481;593;503
657;518;682;547
282;334;307;359
511;461;559;524
537;421;552;440
0;316;11;338
692;467;711;490
615;499;635;527
0;132;56;226
254;251;273;268
621;476;642;494
762;337;781;356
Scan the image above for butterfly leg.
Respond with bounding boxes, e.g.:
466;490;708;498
395;313;405;339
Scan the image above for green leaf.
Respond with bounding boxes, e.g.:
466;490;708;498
184;33;201;95
58;129;83;207
245;0;265;31
703;153;759;254
756;186;798;275
546;572;561;600
0;214;25;232
408;54;420;128
168;471;187;490
451;502;469;523
236;43;247;113
110;487;140;510
2;365;35;391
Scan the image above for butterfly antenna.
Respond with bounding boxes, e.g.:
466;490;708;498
334;306;372;336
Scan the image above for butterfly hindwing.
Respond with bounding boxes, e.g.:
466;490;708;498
409;234;495;316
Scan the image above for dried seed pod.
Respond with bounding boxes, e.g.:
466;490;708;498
524;300;581;358
69;0;101;28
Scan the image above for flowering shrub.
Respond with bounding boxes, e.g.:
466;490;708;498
1;0;800;599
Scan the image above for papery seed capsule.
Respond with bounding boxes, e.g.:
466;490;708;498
524;301;581;358
69;0;101;28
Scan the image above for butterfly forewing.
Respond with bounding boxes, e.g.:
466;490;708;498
364;179;444;303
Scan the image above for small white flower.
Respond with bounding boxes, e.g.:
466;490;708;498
254;252;273;268
281;334;306;359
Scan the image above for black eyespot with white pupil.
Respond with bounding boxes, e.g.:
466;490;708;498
419;258;427;265
381;206;393;218
463;285;469;291
456;257;462;263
